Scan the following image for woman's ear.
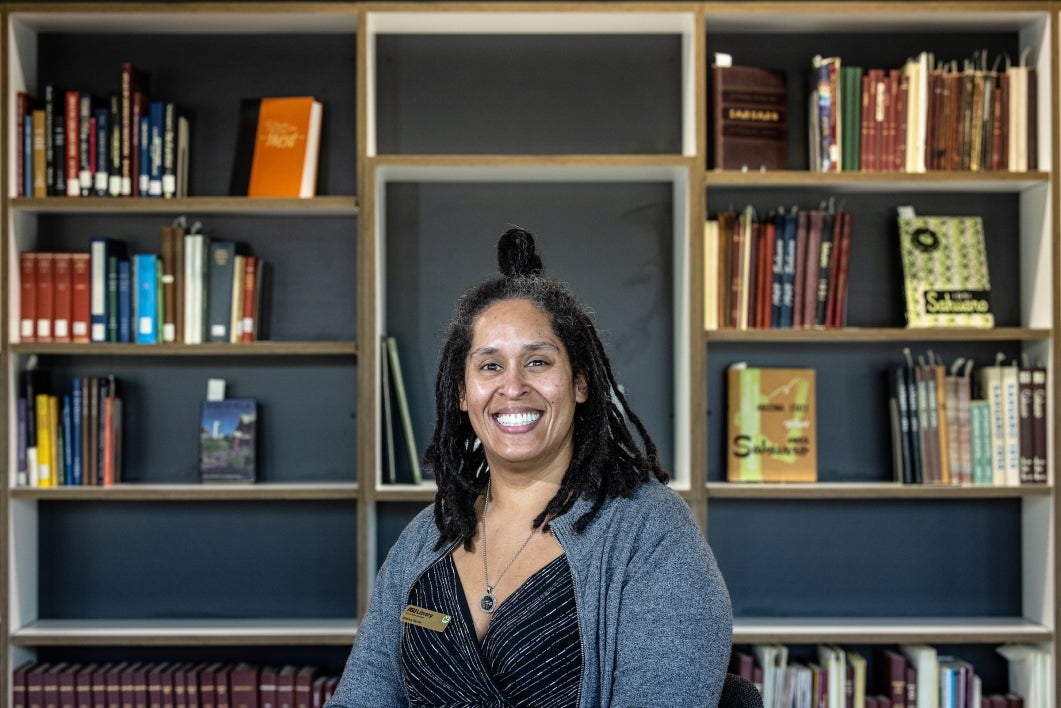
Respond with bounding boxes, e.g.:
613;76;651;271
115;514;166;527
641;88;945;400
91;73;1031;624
458;383;467;411
575;372;589;403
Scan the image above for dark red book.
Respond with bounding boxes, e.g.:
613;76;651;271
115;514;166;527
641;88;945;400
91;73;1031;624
119;62;148;196
728;651;755;680
53;252;73;343
229;664;259;708
826;209;853;328
904;664;917;708
214;666;232;708
293;668;316;708
58;664;77;708
184;664;204;708
90;664;110;708
711;63;788;170
14;661;35;708
43;663;69;708
876;649;907;708
310;678;328;708
26;663;51;708
194;664;217;708
19;251;37;342
276;667;297;708
159;664;177;708
321;679;337;705
172;664;189;708
35;252;55;343
70;252;91;343
258;667;278;708
148;663;170;708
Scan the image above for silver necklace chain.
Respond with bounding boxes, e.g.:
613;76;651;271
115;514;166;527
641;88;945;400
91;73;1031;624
478;479;538;614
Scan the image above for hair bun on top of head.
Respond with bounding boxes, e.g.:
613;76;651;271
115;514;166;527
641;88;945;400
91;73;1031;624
497;227;544;278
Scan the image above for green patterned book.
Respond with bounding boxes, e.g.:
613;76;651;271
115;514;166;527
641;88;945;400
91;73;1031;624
898;215;994;328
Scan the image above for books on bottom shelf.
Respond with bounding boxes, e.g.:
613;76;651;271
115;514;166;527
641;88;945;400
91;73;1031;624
12;661;340;708
888;348;1047;487
726;364;817;483
16;369;122;487
381;335;425;485
731;642;1047;708
17;220;272;346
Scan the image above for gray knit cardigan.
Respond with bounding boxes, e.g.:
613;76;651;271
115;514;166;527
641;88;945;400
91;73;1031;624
326;478;733;707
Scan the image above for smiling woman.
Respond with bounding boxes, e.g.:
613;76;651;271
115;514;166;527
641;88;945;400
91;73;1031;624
326;228;733;708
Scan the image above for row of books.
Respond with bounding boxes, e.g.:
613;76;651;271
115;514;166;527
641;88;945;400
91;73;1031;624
17;61;190;199
711;49;1036;174
810;50;1037;174
12;661;340;708
16;371;121;488
705;203;852;331
734;643;1048;708
380;335;424;485
888;350;1048;487
19;223;271;346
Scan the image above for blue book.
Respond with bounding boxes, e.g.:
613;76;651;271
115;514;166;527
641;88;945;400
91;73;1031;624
135;253;159;344
62;395;73;486
770;211;785;328
94;107;110;197
780;210;798;328
71;379;82;485
149;101;165;197
118;258;132;343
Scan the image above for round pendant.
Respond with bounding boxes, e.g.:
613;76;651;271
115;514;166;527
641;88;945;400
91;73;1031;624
479;592;497;613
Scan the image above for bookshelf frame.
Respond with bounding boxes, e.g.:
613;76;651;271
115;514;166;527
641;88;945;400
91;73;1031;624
0;2;1056;706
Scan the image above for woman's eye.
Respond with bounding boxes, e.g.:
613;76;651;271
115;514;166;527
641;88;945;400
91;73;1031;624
480;362;501;372
527;359;549;367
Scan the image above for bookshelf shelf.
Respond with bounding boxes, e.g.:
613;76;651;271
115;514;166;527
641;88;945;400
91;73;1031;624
705;327;1051;344
10;483;358;501
9;196;359;217
707;482;1052;500
704;170;1050;192
9;342;359;357
732;617;1053;645
10;619;359;647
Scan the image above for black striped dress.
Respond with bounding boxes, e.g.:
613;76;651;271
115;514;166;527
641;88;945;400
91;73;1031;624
401;554;583;707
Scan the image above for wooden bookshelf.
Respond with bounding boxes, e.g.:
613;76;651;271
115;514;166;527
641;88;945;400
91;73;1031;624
1;2;1057;706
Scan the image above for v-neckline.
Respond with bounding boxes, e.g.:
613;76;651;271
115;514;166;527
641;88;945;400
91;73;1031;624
451;553;567;647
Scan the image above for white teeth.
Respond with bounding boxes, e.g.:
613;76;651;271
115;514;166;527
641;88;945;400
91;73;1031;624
495;412;541;427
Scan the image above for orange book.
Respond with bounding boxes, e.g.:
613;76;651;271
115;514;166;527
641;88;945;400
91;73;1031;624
247;97;322;198
71;252;92;343
20;251;38;342
35;252;55;343
53;253;73;342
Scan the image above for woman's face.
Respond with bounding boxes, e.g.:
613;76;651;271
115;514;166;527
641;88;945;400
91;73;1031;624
460;298;587;481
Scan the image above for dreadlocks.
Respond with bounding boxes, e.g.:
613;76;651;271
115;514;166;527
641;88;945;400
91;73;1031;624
424;227;668;551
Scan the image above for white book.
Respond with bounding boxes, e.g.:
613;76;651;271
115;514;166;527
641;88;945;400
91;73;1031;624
900;643;939;708
1000;363;1021;486
977;363;1006;485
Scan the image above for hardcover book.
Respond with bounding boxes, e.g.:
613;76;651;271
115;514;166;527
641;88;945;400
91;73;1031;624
897;214;993;328
199;399;257;483
711;62;788;171
247;97;322;198
726;365;817;482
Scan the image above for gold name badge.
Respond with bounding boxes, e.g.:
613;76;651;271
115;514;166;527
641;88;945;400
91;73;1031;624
400;604;452;632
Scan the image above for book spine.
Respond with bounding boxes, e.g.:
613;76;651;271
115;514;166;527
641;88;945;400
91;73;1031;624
1000;364;1021;486
117;258;132;343
240;256;257;343
1031;368;1048;483
35;253;55;342
16;398;28;486
53;253;73;343
20;251;38;342
79;94;93;196
65;90;81;197
135;254;159;344
71;253;91;342
94;108;110;196
207;242;236;342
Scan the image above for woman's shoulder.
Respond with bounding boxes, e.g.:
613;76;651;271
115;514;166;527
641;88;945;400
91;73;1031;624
386;503;443;566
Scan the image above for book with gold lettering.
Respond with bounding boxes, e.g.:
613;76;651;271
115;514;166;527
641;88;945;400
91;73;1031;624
726;364;817;482
247;97;322;198
898;214;993;328
711;60;788;171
